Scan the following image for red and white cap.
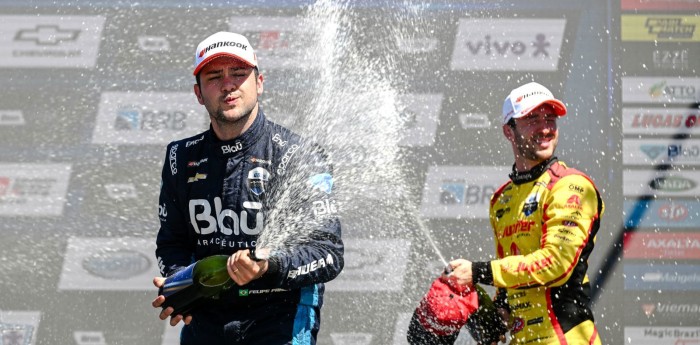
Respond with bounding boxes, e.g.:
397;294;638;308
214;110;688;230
193;32;257;76
501;82;567;125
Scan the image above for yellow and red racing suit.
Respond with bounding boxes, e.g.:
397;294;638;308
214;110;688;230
472;158;604;345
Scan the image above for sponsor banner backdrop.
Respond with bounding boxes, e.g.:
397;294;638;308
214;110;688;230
325;239;410;292
624;199;700;229
0;310;41;345
622;0;700;10
420;166;510;219
622;108;700;135
450;18;566;71
0;110;25;126
621;42;700;74
622;15;700;42
623;139;700;166
229;16;316;69
0;15;105;68
0;163;71;217
397;94;443;147
624;264;700;291
624;326;700;344
57;237;160;291
625;293;700;325
623;170;700;197
624;232;700;259
622;77;700;104
92;92;208;145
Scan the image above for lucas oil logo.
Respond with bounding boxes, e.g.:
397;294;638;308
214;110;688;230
248;167;270;196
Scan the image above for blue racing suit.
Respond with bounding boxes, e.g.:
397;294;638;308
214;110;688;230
155;110;344;345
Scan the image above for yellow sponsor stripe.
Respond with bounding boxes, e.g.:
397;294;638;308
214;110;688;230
622;15;700;42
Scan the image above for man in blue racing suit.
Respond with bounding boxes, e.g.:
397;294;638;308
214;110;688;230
151;31;344;345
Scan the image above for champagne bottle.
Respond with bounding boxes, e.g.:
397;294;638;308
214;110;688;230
465;284;508;344
158;255;234;316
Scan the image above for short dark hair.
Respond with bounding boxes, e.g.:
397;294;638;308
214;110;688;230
195;66;259;86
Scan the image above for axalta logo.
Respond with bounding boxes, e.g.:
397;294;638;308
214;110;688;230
221;142;243;155
189;197;262;235
650;176;696;192
646;238;700;249
199;41;248;58
565;194;582;209
277;144;300;176
287;253;334;279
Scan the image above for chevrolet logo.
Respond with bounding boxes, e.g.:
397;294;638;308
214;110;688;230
15;25;80;45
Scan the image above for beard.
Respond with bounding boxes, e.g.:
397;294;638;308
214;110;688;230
210;100;256;127
513;131;557;163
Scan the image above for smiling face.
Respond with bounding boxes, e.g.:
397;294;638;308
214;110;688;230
193;56;263;140
503;104;560;172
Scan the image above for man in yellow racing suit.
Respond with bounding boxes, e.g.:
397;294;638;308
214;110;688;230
446;82;604;345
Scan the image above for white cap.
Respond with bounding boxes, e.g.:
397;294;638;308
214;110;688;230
501;82;567;125
193;32;257;76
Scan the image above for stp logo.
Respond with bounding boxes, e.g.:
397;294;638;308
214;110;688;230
658;203;688;221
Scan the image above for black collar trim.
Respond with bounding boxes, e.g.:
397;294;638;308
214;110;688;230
509;157;558;184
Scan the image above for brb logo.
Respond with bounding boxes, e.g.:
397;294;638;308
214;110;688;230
189;197;262;235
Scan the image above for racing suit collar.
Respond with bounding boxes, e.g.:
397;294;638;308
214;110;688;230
210;109;267;157
509;157;558;185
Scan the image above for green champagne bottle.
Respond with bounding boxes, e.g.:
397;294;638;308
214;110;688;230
466;284;508;344
158;255;234;316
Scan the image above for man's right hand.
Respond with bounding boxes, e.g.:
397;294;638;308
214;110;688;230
152;277;193;326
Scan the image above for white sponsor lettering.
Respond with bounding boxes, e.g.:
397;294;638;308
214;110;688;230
169;144;178;175
277;144;300;175
624;326;700;344
221;142;243;155
287;253;334;279
312;199;337;216
272;133;287;147
186;135;204;147
189;197;262;235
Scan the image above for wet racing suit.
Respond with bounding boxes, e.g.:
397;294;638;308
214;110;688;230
472;158;603;345
156;110;344;345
